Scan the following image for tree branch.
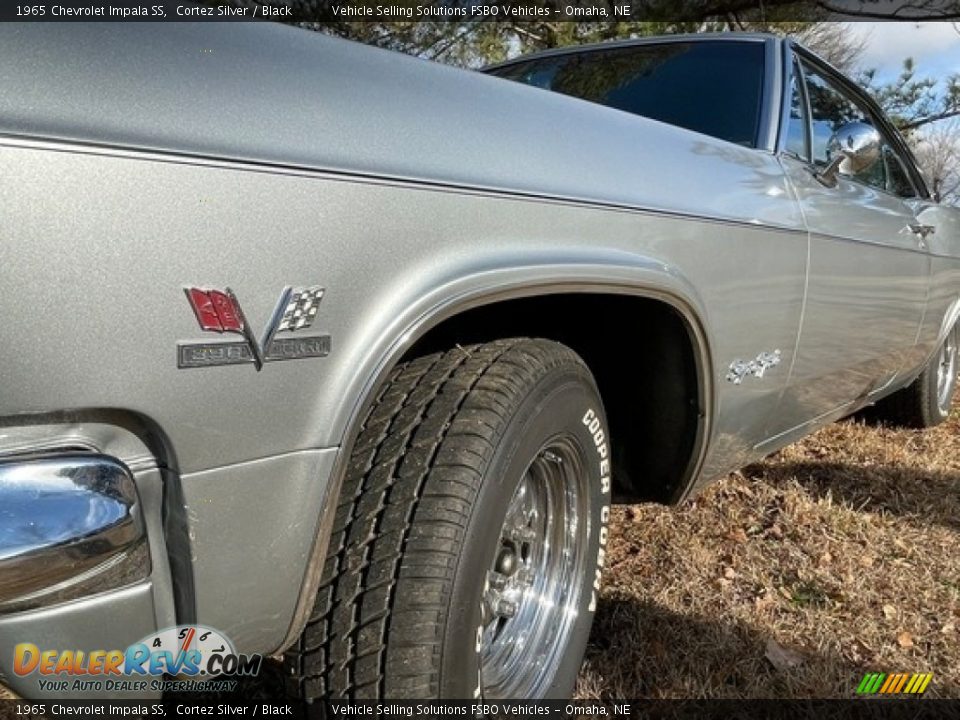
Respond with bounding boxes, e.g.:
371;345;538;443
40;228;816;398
816;1;960;20
899;109;960;131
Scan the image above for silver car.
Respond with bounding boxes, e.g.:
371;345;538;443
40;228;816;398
0;24;957;701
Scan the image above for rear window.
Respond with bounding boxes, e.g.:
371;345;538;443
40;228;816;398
488;41;766;148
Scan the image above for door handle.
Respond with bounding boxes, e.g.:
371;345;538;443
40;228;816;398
909;223;935;250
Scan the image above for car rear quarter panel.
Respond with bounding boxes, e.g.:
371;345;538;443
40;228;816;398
0;136;809;653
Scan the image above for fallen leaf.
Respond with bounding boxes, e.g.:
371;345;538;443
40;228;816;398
765;639;805;671
941;622;955;635
883;605;897;620
860;555;875;568
897;631;914;648
727;528;749;544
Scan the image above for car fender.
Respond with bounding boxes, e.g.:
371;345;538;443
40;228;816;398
278;248;716;652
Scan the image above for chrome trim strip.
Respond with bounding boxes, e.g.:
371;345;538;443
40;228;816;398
756;37;782;153
778;39;814;160
0;133;809;239
0;453;150;613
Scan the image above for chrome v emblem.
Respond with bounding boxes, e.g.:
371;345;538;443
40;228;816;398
178;286;330;370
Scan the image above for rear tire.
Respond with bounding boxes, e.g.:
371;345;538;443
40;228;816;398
284;338;611;700
872;324;958;428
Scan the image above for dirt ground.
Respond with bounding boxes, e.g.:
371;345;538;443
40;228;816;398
576;407;960;699
2;407;957;702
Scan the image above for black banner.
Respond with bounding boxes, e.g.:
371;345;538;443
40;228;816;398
0;0;958;23
3;699;960;720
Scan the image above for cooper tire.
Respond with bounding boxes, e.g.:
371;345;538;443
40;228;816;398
872;324;958;429
284;338;611;700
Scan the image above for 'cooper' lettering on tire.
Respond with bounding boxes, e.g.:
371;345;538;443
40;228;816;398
583;408;612;613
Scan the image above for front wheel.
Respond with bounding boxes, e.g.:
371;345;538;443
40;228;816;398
284;338;612;700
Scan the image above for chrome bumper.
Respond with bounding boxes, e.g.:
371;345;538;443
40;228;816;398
0;453;150;613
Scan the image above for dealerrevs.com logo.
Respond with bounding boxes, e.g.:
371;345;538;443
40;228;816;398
13;626;262;693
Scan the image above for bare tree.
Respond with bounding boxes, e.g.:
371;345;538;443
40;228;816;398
794;22;868;74
915;120;960;203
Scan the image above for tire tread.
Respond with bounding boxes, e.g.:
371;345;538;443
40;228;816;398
285;338;587;699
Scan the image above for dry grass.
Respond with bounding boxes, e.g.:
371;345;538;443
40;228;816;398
577;408;960;699
2;408;957;702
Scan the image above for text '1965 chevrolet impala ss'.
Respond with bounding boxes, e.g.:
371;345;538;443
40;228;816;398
0;23;957;701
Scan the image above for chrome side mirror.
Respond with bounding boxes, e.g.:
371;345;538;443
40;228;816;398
816;121;881;187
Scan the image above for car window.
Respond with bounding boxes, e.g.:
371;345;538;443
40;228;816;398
488;41;766;148
801;63;867;166
785;60;809;160
799;59;916;198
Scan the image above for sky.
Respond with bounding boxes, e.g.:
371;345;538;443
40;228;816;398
846;22;960;82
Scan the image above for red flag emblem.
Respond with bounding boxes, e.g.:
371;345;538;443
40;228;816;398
185;288;244;333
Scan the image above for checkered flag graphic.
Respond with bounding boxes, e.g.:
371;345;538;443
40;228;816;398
277;286;324;332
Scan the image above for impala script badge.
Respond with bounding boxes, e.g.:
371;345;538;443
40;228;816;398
178;286;330;370
726;349;782;385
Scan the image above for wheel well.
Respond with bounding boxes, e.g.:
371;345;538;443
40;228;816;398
402;293;704;504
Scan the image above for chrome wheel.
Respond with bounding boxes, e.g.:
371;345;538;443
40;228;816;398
479;435;591;698
937;325;959;413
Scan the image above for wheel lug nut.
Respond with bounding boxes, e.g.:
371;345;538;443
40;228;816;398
496;599;518;618
495;547;516;575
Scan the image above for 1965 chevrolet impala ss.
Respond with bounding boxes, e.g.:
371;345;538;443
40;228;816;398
0;23;957;701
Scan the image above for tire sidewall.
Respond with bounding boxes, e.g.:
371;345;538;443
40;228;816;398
923;343;952;424
439;361;612;699
926;367;949;422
